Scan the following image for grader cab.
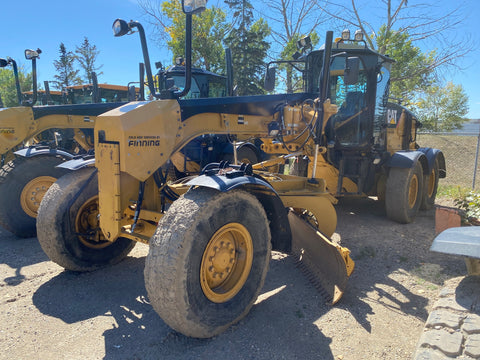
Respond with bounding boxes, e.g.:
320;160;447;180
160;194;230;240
36;0;444;339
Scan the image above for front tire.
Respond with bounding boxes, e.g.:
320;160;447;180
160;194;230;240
385;161;424;223
145;187;271;338
37;167;136;271
0;155;69;238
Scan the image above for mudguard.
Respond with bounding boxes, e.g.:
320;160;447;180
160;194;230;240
14;146;75;160
418;147;446;178
387;150;428;173
186;168;292;253
56;155;95;170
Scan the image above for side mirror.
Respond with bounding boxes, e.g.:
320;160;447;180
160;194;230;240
25;48;41;60
344;57;359;85
0;58;8;67
182;0;207;14
112;19;131;37
264;67;276;92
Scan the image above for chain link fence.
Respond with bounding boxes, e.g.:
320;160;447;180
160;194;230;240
417;130;480;190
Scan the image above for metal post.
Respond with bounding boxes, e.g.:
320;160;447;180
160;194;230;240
473;132;480;190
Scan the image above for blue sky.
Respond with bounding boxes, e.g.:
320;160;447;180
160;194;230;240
1;0;479;119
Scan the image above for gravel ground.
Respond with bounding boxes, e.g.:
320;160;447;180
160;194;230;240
0;196;468;360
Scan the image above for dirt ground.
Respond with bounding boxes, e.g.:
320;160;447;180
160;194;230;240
0;196;467;360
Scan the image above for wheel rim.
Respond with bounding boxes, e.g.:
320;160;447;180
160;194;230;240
408;174;419;209
75;196;111;249
200;223;253;303
20;176;57;218
427;168;436;198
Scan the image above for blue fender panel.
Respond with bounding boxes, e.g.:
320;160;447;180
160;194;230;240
186;174;292;252
387;150;428;174
186;172;275;192
14;147;75;160
418;147;446;178
56;156;96;170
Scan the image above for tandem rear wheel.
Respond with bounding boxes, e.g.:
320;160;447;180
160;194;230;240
145;187;271;338
385;161;424;224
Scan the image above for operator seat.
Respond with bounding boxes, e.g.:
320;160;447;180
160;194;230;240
325;91;366;144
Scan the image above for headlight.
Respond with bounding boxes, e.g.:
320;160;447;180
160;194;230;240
112;19;130;37
341;29;350;41
354;30;364;41
25;49;41;60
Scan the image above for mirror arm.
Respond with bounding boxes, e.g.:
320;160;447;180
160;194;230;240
129;21;158;98
139;63;145;101
315;31;333;143
175;14;193;98
29;58;38;106
9;59;23;105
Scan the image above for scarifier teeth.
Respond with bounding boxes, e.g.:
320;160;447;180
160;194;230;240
293;253;334;304
288;211;351;305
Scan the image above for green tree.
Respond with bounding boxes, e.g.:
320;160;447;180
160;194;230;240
53;43;81;89
322;0;470;103
224;0;271;95
160;1;227;73
277;32;319;93
376;26;435;103
416;82;469;132
258;0;325;93
75;37;103;83
0;65;32;107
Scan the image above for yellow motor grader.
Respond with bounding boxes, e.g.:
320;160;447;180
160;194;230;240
36;0;444;338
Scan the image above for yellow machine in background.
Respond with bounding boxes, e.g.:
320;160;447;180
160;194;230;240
0;50;139;237
36;0;444;339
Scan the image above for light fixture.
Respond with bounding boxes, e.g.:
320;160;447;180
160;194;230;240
341;29;350;41
354;30;364;41
175;57;185;66
297;36;311;49
112;19;131;37
24;49;41;60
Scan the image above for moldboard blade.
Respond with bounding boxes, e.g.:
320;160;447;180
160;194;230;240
288;210;351;304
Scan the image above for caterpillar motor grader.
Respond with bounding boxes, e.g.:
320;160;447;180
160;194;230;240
36;0;444;339
0;49;141;238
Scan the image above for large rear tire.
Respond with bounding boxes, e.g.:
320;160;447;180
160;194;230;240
37;167;136;271
0;155;69;238
385;161;424;224
420;157;439;211
145;187;271;338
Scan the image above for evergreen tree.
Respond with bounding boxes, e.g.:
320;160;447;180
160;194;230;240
53;43;81;89
75;37;103;83
224;0;270;95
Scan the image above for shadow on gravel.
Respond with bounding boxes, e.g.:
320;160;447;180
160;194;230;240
28;195;466;359
333;197;465;332
0;227;49;286
33;252;336;360
455;275;480;314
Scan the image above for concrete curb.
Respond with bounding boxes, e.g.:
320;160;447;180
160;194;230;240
413;276;480;359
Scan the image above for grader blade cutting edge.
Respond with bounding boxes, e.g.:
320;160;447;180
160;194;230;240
288;211;354;304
